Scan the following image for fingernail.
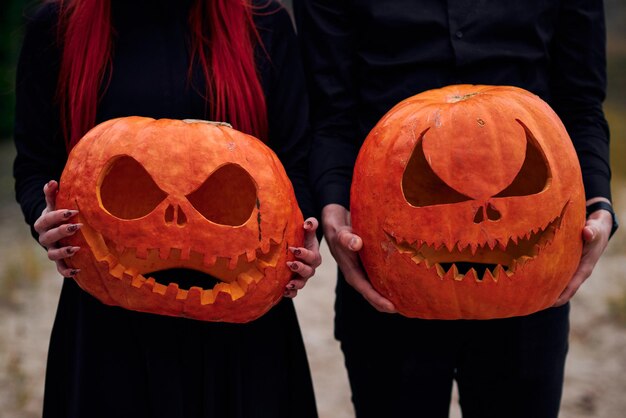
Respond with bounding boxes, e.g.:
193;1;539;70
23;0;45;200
63;210;78;218
288;262;298;270
283;290;291;297
349;237;357;250
70;269;80;276
66;246;80;255
305;220;313;229
290;247;301;256
288;283;296;289
67;224;81;233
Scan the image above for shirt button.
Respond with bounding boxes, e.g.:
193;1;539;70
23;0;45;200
455;31;463;39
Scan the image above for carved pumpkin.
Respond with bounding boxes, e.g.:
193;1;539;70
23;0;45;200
57;117;303;323
350;85;585;319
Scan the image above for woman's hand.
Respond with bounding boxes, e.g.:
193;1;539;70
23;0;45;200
320;204;396;313
283;217;322;298
33;180;82;277
553;202;613;307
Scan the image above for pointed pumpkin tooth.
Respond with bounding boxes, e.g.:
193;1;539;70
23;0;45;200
186;286;202;304
260;240;271;255
159;247;171;260
410;254;424;264
115;243;126;255
257;258;274;269
466;268;479;282
142;277;156;294
179;247;191;260
201;289;216;304
135;246;148;259
151;281;167;296
237;273;255;291
483;267;496;282
511;235;519;245
228;256;239;270
470;242;478;256
452;264;463;281
229;282;245;301
213;282;232;299
203;253;218;267
435;264;445;278
493;264;506;281
130;274;146;288
497;238;508;251
246;249;257;263
109;263;126;279
487;239;497;250
165;282;180;298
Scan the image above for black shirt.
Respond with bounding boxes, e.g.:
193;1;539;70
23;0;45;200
294;0;611;209
12;2;318;417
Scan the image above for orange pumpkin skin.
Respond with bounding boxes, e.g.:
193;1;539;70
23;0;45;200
56;117;303;323
350;85;586;319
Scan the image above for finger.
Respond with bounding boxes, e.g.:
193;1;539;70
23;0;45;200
287;260;315;279
337;229;362;251
55;260;80;278
283;288;298;298
289;246;321;268
34;209;79;234
43;180;59;210
47;246;80;261
39;223;82;248
303;216;319;232
344;271;396;313
286;278;307;291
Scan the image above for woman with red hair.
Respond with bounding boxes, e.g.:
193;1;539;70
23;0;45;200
13;1;320;417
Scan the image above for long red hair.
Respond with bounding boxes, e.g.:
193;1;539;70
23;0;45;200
56;0;268;150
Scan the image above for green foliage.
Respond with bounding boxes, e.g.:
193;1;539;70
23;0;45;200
0;0;33;139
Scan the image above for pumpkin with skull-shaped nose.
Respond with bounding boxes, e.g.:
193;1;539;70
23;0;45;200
350;85;586;319
56;116;304;323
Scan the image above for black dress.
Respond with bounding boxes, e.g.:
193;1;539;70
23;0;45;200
13;1;317;417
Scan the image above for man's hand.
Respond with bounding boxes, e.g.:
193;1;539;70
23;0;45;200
553;198;614;306
322;203;396;313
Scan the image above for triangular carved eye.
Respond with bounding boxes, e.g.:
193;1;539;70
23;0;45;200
99;156;167;219
495;120;551;198
187;163;257;226
402;128;472;207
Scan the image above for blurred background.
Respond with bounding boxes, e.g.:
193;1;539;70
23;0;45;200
1;1;624;417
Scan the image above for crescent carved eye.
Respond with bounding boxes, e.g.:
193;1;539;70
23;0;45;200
494;120;551;198
99;155;167;219
402;128;472;207
186;163;257;226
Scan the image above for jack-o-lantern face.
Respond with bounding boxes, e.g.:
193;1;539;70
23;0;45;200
57;117;303;323
350;85;585;319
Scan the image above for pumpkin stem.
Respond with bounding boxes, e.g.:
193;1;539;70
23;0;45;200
447;92;479;103
182;119;233;128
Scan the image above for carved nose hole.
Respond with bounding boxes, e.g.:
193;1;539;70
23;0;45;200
177;206;187;226
486;203;501;221
473;206;485;224
165;204;175;223
473;204;501;224
164;204;186;226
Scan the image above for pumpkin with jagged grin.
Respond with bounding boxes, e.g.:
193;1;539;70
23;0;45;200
350;85;585;319
56;117;303;323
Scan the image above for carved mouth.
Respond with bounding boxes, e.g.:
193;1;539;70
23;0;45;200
385;206;566;282
77;217;284;304
106;240;283;302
